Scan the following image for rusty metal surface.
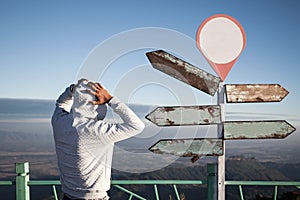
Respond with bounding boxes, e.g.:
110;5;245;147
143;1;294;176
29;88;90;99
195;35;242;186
146;50;221;96
149;138;223;156
224;120;296;140
145;105;221;126
225;84;289;103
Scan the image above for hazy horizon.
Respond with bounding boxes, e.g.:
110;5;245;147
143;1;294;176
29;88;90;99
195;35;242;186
0;98;299;173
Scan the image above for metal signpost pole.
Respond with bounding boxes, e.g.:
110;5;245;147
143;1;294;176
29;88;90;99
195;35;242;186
217;82;225;200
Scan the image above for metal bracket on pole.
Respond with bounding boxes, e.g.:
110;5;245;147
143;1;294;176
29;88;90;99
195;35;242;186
16;162;30;200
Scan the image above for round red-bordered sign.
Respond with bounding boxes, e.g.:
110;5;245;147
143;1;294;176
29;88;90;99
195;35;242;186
196;14;246;81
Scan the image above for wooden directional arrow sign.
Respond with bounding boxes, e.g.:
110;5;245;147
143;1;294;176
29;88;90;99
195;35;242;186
146;105;221;126
224;120;296;139
146;50;221;96
149;138;223;156
225;84;289;103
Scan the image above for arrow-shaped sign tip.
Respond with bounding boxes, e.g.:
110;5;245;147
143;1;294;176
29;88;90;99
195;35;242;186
284;121;296;137
277;84;289;102
145;108;165;126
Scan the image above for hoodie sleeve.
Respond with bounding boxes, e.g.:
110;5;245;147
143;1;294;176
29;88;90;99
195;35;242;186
94;97;145;144
51;85;74;123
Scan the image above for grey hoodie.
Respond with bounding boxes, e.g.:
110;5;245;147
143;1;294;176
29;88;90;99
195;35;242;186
51;80;145;199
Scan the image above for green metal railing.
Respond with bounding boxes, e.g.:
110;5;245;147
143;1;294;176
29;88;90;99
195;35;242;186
24;179;207;200
225;180;300;200
1;162;210;200
1;162;300;200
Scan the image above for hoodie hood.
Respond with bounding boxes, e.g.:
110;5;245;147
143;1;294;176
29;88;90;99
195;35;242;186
72;79;107;123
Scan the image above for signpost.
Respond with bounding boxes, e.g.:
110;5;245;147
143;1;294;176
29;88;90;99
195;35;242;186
149;138;223;157
146;50;221;96
145;14;296;200
196;14;247;200
145;50;296;200
224;120;295;139
225;84;289;103
145;105;221;126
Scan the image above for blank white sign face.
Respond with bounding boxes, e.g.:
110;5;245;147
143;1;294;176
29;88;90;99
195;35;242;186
198;17;244;64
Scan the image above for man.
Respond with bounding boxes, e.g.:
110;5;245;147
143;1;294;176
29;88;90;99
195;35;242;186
51;79;145;200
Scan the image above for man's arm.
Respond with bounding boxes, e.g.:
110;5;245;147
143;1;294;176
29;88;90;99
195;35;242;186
51;84;74;122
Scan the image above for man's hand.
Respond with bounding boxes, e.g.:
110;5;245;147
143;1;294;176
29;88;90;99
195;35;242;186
88;82;112;105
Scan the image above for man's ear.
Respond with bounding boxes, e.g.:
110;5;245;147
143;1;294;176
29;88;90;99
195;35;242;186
70;84;75;93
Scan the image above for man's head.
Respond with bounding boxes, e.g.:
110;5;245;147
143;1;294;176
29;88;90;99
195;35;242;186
72;79;107;120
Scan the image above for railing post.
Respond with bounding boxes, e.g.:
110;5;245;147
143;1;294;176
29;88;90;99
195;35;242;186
16;162;30;200
207;163;217;200
154;184;160;200
273;185;278;200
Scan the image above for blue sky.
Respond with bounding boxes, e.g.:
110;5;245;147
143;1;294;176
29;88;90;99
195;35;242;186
0;0;300;118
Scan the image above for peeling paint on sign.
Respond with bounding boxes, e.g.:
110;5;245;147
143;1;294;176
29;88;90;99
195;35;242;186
146;50;221;96
225;84;289;103
149;138;223;156
146;105;221;126
224;120;296;139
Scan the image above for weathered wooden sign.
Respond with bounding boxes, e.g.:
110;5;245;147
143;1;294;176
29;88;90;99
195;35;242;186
146;50;221;96
149;138;223;157
224;120;295;139
146;105;221;126
225;84;289;103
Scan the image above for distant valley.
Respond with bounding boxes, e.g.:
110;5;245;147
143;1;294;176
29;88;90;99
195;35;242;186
0;98;299;199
